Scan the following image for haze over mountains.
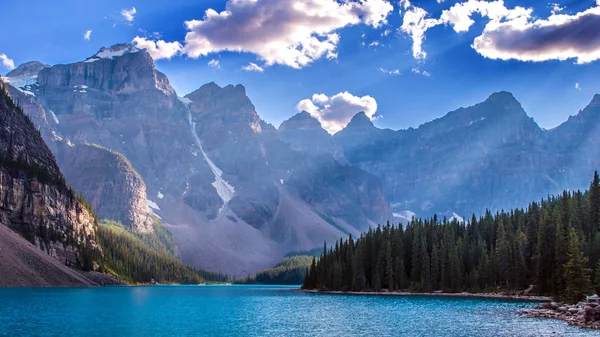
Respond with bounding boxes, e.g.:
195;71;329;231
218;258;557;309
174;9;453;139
3;43;600;275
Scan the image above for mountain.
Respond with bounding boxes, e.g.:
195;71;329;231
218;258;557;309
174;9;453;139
278;111;337;156
333;91;599;220
6;44;391;275
0;80;99;282
5;61;49;78
548;94;600;173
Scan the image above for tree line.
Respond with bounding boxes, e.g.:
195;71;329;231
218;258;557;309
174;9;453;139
303;172;600;303
236;256;312;285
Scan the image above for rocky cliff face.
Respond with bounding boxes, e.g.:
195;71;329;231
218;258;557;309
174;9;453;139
55;143;154;233
0;80;97;267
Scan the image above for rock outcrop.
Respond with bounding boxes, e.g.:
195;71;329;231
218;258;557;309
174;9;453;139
0;80;98;269
522;301;600;330
55;143;154;233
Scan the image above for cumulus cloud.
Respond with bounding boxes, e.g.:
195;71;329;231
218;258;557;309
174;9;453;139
379;67;401;75
132;36;183;60
576;82;581;90
472;6;600;64
0;53;15;70
297;92;378;134
439;0;531;33
400;0;600;64
400;0;531;59
208;59;220;68
83;30;92;41
242;62;264;72
183;0;393;69
121;7;137;22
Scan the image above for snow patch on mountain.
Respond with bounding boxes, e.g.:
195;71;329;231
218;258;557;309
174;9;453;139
2;75;37;89
49;110;59;124
147;199;161;211
393;210;416;223
469;117;486;126
187;108;235;206
449;212;464;223
178;96;192;106
85;45;140;63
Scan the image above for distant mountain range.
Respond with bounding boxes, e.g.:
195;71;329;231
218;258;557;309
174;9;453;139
3;43;599;275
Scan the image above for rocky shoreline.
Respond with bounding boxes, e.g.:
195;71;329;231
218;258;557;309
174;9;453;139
300;289;551;302
521;301;600;330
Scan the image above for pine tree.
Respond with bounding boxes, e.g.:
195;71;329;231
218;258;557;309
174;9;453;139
430;242;440;290
536;209;555;294
590;171;600;237
564;229;592;303
385;241;394;290
594;260;600;295
420;235;431;291
554;203;571;296
496;219;513;287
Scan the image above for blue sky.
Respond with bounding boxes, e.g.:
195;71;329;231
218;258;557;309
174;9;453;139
1;0;599;133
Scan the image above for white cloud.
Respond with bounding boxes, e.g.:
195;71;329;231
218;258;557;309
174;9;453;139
379;67;401;75
132;36;183;60
440;0;532;33
551;3;565;15
297;92;378;134
121;7;137;22
0;53;15;70
83;30;92;41
400;0;600;64
472;6;600;64
208;59;220;68
400;0;531;59
242;62;264;72
400;6;441;59
382;29;392;36
369;41;381;47
183;0;393;69
411;67;430;76
576;82;581;90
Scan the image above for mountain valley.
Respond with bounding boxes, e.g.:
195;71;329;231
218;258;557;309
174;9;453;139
3;43;600;276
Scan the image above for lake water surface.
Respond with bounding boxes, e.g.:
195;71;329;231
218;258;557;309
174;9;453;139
0;285;597;336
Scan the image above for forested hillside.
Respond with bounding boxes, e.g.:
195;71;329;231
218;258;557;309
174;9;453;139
236;256;312;285
97;221;229;284
304;172;600;303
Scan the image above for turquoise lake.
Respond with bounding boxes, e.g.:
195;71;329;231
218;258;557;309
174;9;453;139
0;285;597;336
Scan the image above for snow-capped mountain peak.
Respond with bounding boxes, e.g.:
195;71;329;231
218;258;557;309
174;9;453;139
84;44;141;63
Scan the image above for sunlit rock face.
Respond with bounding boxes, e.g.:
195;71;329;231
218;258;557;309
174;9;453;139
0;81;97;268
55;143;155;233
